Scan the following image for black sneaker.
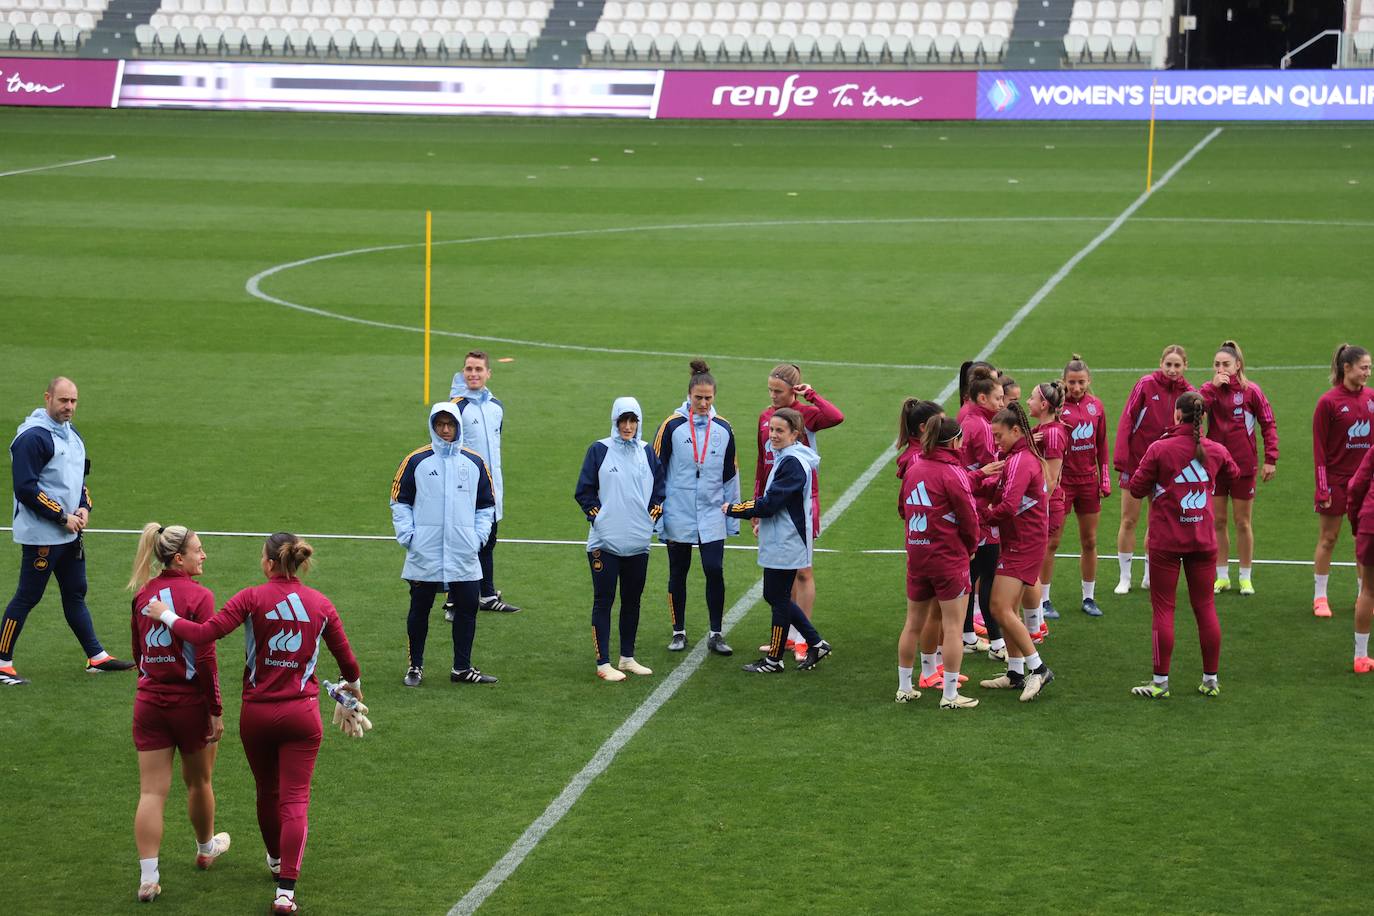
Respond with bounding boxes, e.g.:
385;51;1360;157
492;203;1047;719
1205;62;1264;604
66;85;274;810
1081;598;1103;617
667;632;688;651
707;633;733;656
742;657;784;673
479;592;521;613
0;665;29;686
403;666;423;688
443;601;455;622
450;667;498;684
797;639;831;671
86;656;135;673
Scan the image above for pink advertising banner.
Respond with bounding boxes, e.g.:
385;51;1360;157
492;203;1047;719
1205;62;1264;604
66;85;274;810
654;70;976;120
0;57;122;108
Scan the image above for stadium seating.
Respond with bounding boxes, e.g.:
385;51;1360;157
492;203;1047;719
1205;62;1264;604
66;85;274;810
1351;0;1374;65
587;0;1017;65
1064;0;1167;66
2;0;101;52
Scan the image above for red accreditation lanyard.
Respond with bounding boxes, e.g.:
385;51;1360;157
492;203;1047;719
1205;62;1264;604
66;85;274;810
688;413;712;478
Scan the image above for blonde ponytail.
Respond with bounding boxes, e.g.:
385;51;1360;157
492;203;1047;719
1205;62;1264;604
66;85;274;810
127;522;193;591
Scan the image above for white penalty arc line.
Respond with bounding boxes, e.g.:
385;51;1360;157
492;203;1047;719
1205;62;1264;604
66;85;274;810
0;154;116;179
244;205;1369;374
447;128;1226;916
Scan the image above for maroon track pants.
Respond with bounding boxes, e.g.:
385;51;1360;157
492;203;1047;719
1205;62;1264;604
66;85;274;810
1147;548;1222;677
239;697;322;882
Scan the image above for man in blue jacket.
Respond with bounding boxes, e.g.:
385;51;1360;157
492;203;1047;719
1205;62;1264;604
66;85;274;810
2;377;133;686
390;403;499;688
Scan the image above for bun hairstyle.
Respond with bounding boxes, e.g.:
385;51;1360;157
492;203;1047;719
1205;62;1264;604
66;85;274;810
265;532;314;578
958;360;997;404
770;363;802;387
896;398;943;448
1216;340;1247;387
921;416;963;456
1331;342;1370;387
967;365;1000;406
1034;379;1065;419
1175;391;1207;464
992;399;1046;469
1161;344;1188;366
127;522;194;591
771;407;805;437
1063;353;1092;384
688;359;716;392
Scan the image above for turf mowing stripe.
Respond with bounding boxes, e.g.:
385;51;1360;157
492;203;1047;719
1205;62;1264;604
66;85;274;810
0;154;116;179
445;126;1228;916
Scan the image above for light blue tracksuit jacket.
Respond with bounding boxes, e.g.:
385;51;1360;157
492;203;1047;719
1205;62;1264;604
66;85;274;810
653;401;740;544
10;409;87;547
574;397;666;558
448;380;505;521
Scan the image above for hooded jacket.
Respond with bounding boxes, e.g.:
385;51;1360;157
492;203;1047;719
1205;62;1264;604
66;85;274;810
1114;369;1195;475
10;408;90;546
390;403;497;583
1201;377;1278;479
654;400;740;544
575;397;666;557
727;440;821;570
1128;423;1240;554
448;380;505;521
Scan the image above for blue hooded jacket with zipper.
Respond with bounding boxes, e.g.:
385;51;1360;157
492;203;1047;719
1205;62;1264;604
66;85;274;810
11;408;89;547
726;442;820;570
575;396;666;557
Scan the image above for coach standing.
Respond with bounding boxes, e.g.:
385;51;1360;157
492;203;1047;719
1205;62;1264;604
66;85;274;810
1;377;133;686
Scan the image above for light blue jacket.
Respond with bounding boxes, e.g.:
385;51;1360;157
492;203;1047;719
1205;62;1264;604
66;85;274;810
448;380;505;521
10;409;87;546
727;442;820;570
653;401;740;544
390;403;496;584
575;397;666;557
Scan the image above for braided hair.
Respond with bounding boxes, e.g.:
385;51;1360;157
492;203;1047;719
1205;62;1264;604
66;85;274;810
896;398;943;449
1176;391;1207;464
992;399;1047;474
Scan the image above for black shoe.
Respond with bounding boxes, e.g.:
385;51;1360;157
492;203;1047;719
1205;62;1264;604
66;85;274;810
707;633;733;656
1082;598;1103;617
479;592;521;613
742;657;784;673
86;656;135;673
797;639;831;671
450;667;498;684
443;602;455;623
667;632;688;651
403;665;423;688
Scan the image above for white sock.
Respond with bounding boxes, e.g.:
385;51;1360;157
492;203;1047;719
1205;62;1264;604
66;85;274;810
1022;607;1037;632
1141;568;1151;588
276;887;296;901
1042;583;1052;605
1239;567;1252;581
197;838;216;856
1026;651;1043;671
1153;674;1169;686
963;633;978;645
1118;553;1132;581
898;665;914;693
1008;656;1026;675
267;854;281;872
1357;632;1370;658
1315;574;1329;599
1203;673;1219;686
90;650;110;663
1216;565;1228;580
943;672;960;701
1082;580;1096;600
973;595;981;615
1032;606;1044;630
919;653;937;680
990;638;1005;651
934;646;943;667
140;857;159;884
788;625;802;643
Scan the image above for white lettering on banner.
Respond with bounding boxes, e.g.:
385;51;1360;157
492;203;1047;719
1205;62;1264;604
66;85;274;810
710;74;817;117
4;71;66;95
829;83;924;109
1023;81;1374;110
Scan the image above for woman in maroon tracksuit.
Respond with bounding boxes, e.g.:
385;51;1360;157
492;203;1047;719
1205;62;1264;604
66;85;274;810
1114;345;1194;595
900;415;980;709
958;364;1006;655
128;522;228;903
1200;340;1278;596
1311;343;1373;617
1127;392;1239;699
1347;447;1374;672
1027;380;1067;639
145;533;361;916
1058;354;1111;617
973;401;1055;703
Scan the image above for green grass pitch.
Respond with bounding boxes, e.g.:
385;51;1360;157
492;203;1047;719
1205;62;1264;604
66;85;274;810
1;109;1371;914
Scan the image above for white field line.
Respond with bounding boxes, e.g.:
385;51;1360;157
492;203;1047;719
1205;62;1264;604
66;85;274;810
444;128;1226;916
0;154;116;179
243;205;1365;374
6;528;1345;568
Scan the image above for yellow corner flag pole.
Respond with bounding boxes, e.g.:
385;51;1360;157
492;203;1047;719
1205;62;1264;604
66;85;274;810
424;210;432;404
1145;79;1158;192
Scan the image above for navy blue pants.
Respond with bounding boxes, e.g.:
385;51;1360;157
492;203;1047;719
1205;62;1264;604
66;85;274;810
589;549;647;666
1;539;104;662
761;567;821;661
406;580;479;670
478;521;498;599
666;539;726;634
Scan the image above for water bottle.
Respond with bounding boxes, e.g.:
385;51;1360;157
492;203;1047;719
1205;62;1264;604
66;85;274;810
322;679;358;710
